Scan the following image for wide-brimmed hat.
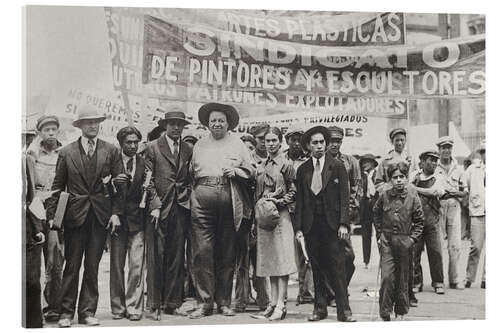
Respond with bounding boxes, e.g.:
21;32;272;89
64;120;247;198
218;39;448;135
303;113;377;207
72;105;107;128
300;125;331;151
158;106;191;127
36;115;60;131
358;153;381;167
198;103;239;131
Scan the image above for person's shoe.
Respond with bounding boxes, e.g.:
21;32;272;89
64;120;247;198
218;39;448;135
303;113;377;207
339;315;356;322
217;306;235;316
148;308;161;321
189;307;212;319
481;281;486;289
465;281;472;288
44;312;60;322
381;315;391;321
296;294;314;305
449;282;464;290
78;316;100;326
269;306;287;321
308;312;327;321
164;307;188;316
435;286;445;294
395;315;405;321
57;318;72;328
112;313;126;320
409;297;418;307
250;304;275;319
364;263;369;269
128;314;141;321
413;284;423;293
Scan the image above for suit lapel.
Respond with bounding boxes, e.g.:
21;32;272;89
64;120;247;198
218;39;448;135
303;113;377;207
68;139;89;188
304;158;314;192
321;153;334;192
157;135;176;168
177;141;189;176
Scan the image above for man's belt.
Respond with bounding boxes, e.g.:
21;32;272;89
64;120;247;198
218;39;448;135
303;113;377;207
196;176;229;186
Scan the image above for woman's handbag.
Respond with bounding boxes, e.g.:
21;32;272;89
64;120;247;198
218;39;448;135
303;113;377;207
255;197;280;231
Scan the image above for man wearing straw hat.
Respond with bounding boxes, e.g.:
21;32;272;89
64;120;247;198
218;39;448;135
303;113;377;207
46;105;123;327
189;103;256;319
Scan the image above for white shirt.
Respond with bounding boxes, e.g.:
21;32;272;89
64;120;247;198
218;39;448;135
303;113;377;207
121;152;136;178
164;133;179;154
81;136;96;155
311;155;326;173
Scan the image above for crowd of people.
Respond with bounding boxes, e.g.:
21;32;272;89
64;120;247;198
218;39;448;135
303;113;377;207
23;102;486;327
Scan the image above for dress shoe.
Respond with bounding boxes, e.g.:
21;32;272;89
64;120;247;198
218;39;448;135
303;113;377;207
78;316;100;326
308;312;327;321
481;281;486;289
250;304;276;319
395;315;405;321
413;284;423;293
465;281;472;288
338;315;356;322
164;307;188;316
128;314;141;321
268;306;286;321
449;282;464;290
148;308;161;321
381;315;391;321
112;313;125;320
409;297;418;307
57;318;72;328
189;307;212;319
435;286;445;294
44;312;60;322
217;306;235;316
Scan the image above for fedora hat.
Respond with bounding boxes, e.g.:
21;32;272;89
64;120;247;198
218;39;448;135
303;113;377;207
72;105;106;128
158;106;191;127
300;125;331;152
198;103;239;131
359;153;381;167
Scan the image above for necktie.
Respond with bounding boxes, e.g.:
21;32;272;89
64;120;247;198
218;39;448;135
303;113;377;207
173;140;179;159
87;139;95;158
311;158;322;195
126;157;133;177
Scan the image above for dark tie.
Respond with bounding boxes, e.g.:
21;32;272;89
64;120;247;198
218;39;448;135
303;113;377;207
311;158;322;195
173;139;179;159
87;139;95;158
126;158;133;177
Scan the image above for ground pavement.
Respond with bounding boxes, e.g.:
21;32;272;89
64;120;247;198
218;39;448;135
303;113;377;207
42;233;485;327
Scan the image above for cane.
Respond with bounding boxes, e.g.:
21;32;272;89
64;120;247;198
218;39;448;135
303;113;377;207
369;256;382;321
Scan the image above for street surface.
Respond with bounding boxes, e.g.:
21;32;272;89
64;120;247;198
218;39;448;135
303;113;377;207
42;233;485;327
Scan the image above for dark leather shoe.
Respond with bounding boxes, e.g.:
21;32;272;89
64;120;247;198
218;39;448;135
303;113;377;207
44;312;60;322
189;308;212;319
128;314;141;321
381;315;391;321
78;316;100;326
338;315;356;322
308;312;327;321
449;282;464;290
217;306;235;316
148;308;161;321
481;281;486;289
112;313;125;320
409;297;418;307
465;281;472;288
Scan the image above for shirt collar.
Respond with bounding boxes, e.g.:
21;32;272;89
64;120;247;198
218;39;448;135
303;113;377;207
312;154;325;165
121;151;135;163
389;185;408;198
164;133;179;147
81;136;96;147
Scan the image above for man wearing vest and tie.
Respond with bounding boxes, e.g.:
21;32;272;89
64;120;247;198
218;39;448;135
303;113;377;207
46;105;123;327
293;125;355;322
144;107;193;320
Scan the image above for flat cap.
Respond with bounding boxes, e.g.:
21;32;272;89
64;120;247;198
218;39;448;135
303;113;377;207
328;126;344;139
284;123;304;140
419;149;440;160
36;115;60;131
389;128;407;141
436;136;454;147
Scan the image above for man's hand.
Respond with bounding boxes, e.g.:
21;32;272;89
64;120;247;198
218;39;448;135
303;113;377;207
338;225;350;240
107;214;121;236
222;167;236;179
113;173;130;185
295;230;304;241
34;232;45;245
150;209;160;219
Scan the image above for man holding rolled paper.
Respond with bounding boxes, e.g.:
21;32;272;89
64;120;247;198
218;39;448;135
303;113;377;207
108;126;147;321
46;105;123;328
143;107;193;320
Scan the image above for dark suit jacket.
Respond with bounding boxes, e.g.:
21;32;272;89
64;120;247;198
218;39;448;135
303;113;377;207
46;138;123;228
24;154;44;245
294;152;350;235
114;154;146;233
144;135;192;221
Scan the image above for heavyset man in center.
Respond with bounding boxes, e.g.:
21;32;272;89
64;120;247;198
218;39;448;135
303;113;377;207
189;103;256;319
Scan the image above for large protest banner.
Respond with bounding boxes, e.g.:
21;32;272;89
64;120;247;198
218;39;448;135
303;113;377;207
103;8;485;155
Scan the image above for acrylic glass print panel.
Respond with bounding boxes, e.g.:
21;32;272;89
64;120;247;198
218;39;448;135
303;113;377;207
23;5;485;328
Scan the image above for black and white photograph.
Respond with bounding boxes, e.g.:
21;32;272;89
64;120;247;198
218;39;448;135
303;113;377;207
19;2;487;329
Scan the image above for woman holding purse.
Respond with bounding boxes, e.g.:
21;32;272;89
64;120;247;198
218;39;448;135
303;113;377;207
251;127;297;321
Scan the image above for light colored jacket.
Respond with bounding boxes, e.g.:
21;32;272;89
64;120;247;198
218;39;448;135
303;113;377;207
463;161;485;217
